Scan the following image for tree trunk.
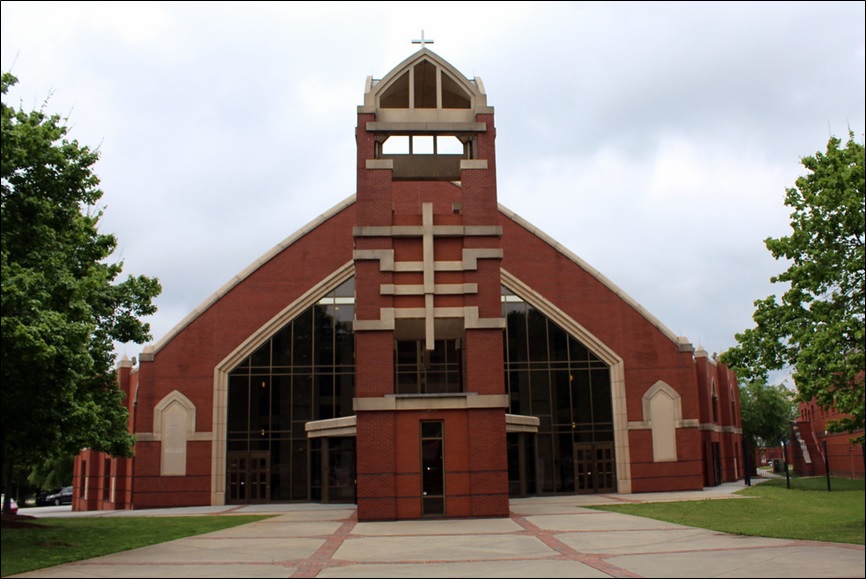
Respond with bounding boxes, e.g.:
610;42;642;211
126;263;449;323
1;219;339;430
2;456;12;515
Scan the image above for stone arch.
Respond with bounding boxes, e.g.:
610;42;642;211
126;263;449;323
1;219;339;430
374;53;478;110
210;263;355;504
501;269;631;493
642;381;682;462
154;390;197;476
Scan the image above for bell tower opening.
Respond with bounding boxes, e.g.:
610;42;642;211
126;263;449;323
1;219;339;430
378;134;472;181
371;54;478;181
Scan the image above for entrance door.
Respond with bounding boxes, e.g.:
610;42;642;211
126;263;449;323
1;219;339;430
712;442;722;486
507;432;537;497
421;421;445;516
574;442;616;494
227;451;270;503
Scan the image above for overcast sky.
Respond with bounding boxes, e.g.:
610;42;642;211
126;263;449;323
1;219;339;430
3;1;864;373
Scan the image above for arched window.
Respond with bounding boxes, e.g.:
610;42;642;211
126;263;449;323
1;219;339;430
712;382;719;422
413;60;437;108
378;59;471;110
502;287;613;494
226;277;355;502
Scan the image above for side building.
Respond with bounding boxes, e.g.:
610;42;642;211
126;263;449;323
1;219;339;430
790;398;864;480
74;47;743;520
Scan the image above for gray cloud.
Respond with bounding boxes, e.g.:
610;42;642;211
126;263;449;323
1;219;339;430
2;1;863;372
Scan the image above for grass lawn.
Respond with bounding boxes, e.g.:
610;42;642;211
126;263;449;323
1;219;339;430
0;514;273;577
589;480;865;545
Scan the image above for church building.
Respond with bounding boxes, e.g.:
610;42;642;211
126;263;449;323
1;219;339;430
73;46;743;521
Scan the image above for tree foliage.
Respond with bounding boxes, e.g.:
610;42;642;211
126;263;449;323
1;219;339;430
27;454;75;491
1;73;162;512
738;381;796;448
722;133;865;443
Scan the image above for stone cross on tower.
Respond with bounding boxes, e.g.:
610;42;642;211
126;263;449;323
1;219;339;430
412;30;434;47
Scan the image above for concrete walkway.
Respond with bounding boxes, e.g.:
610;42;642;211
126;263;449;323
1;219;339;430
10;481;865;578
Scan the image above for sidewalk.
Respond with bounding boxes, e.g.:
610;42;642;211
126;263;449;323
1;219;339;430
10;481;865;578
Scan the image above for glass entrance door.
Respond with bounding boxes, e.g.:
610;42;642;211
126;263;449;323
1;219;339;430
227;451;270;503
421;421;445;516
573;442;616;494
507;432;537;497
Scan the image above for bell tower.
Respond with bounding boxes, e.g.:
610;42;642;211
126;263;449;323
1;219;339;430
352;45;510;520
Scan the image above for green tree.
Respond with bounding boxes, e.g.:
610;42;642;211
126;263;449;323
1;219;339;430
739;381;796;470
722;133;865;444
28;454;75;492
1;73;161;514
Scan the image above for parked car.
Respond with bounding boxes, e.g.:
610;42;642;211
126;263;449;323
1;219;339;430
45;486;73;506
1;494;19;514
36;488;60;506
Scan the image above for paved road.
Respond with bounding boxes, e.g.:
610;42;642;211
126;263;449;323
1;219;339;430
10;481;865;578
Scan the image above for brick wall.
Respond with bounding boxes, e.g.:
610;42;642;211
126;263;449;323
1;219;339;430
130;202;358;507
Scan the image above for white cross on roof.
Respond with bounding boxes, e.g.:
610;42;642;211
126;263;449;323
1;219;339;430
412;30;434;47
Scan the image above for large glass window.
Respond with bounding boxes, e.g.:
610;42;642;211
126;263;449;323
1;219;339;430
395;339;462;394
502;287;613;494
227;278;355;502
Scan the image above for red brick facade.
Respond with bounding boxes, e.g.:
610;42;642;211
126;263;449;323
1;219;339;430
74;48;742;517
791;397;864;479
